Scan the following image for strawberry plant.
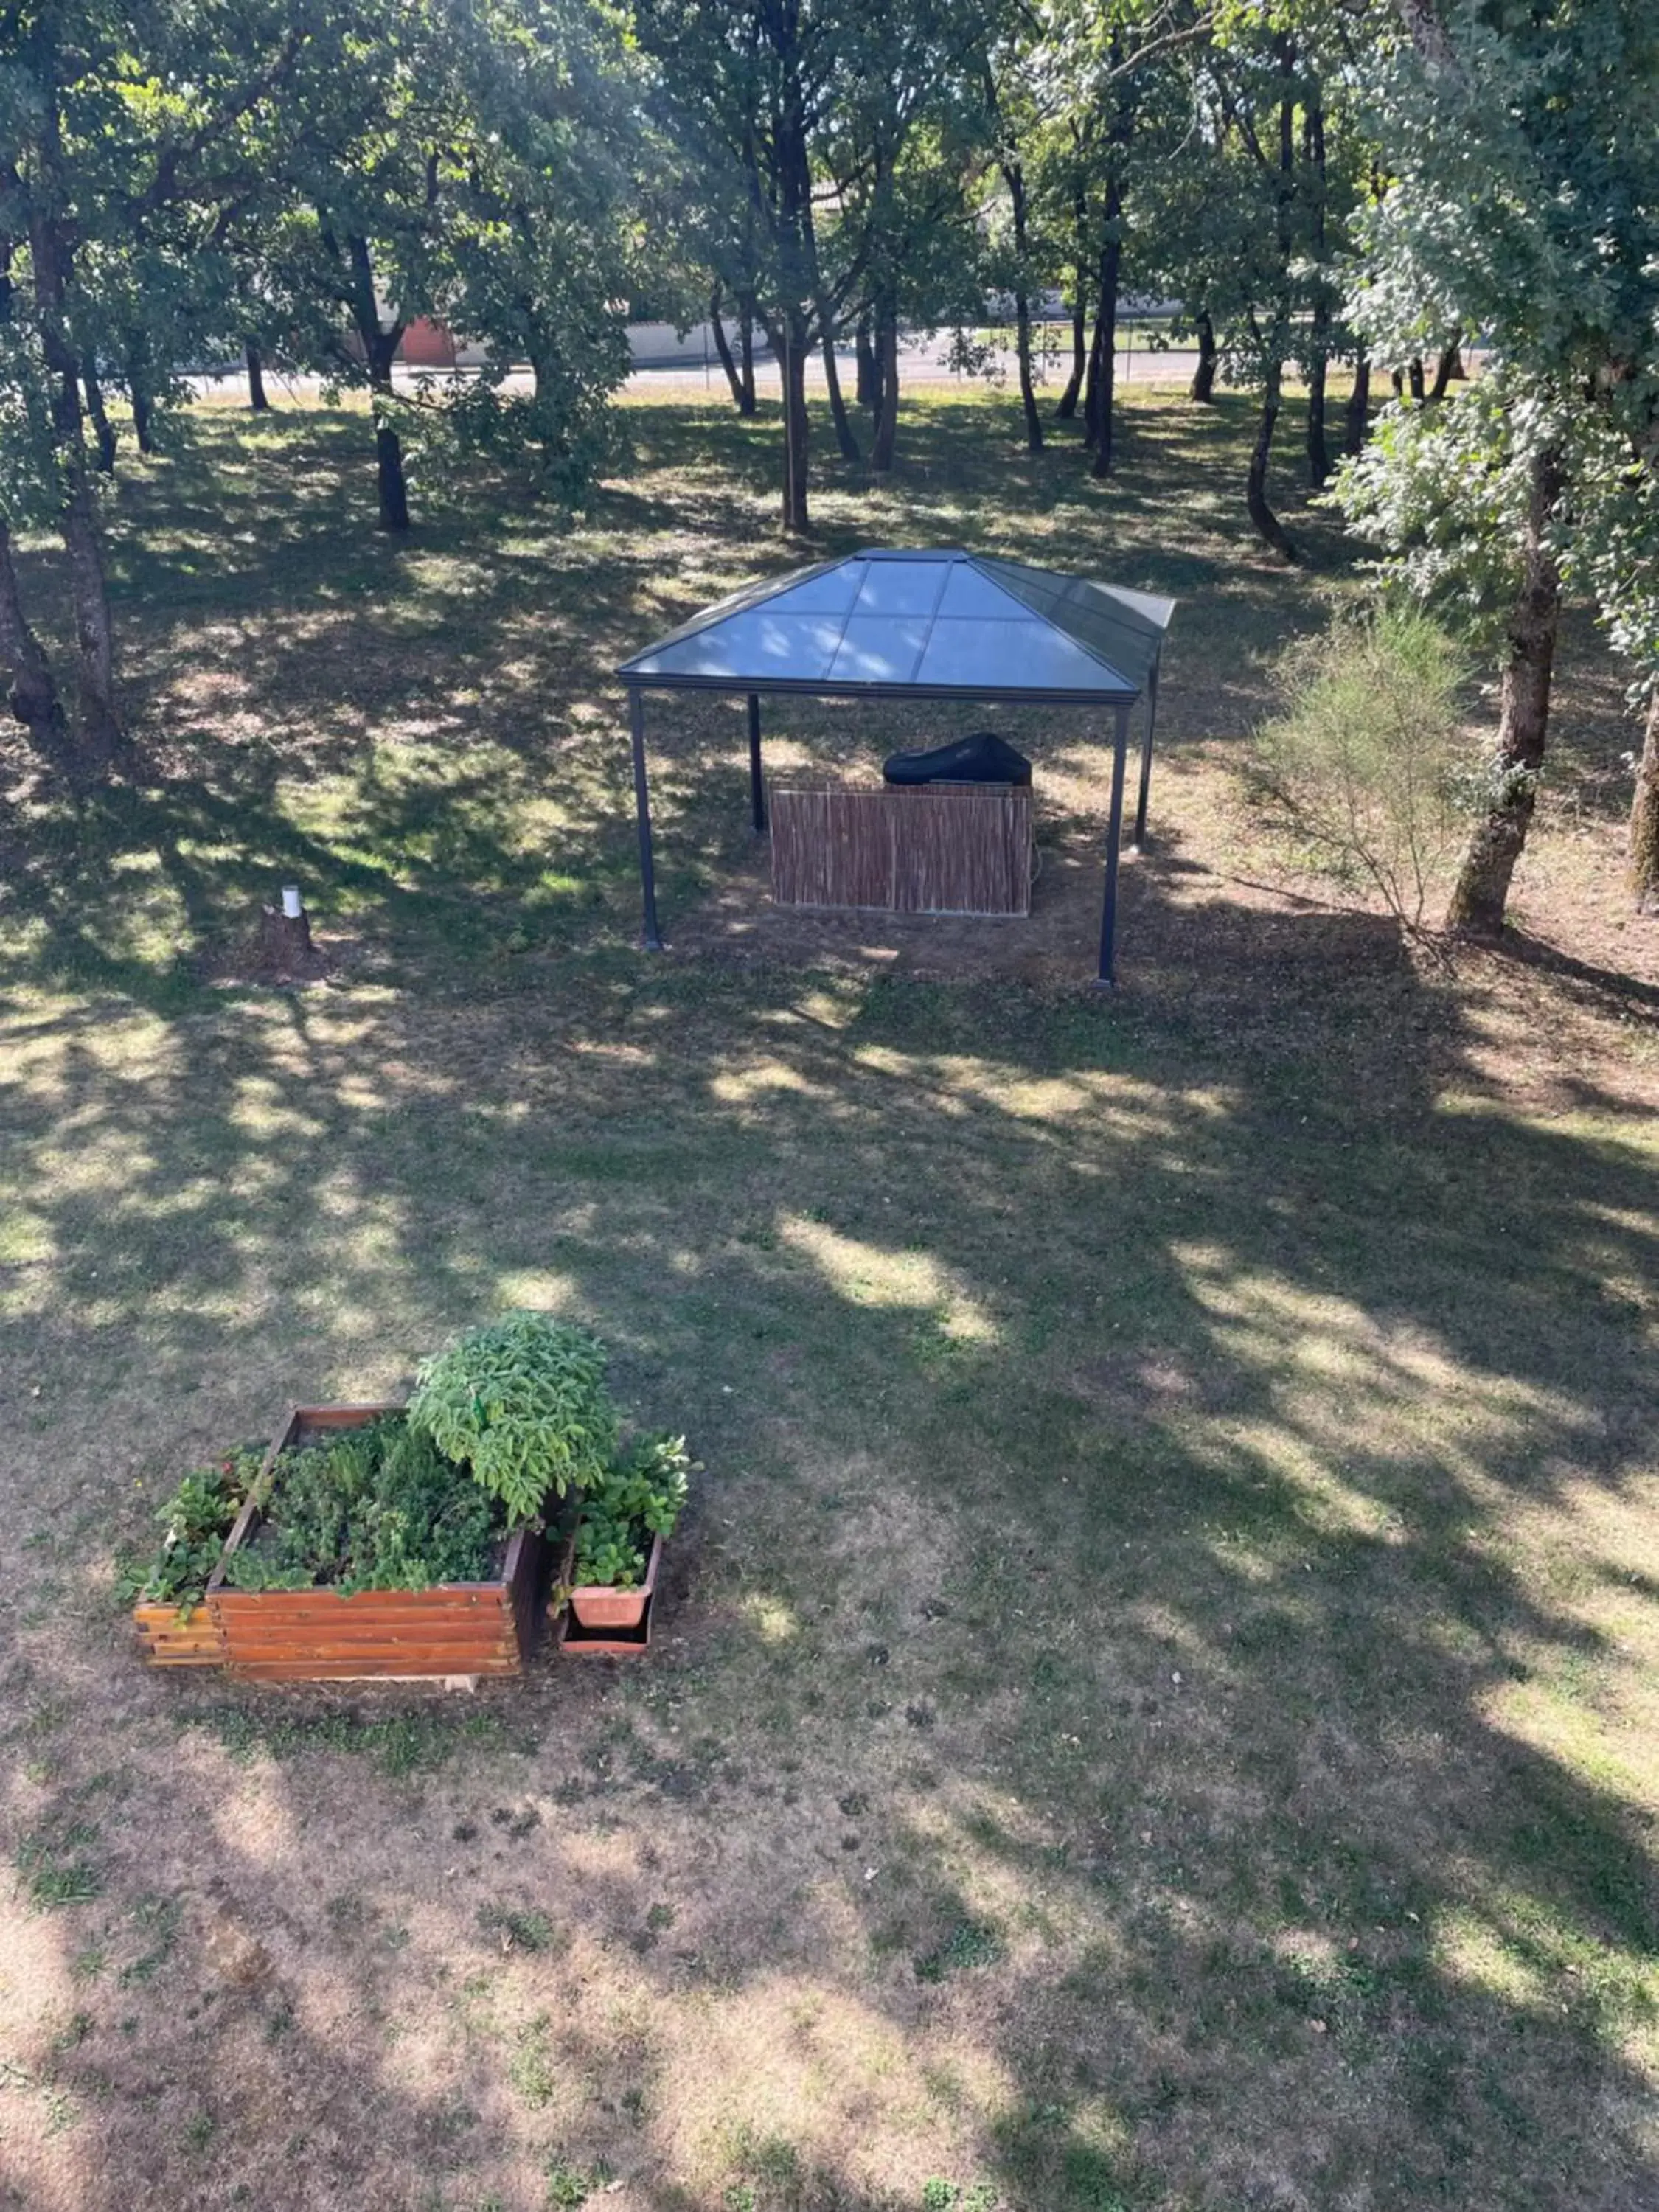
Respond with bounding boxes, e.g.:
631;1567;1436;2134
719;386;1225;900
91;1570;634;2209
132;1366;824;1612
408;1312;619;1525
117;1448;264;1616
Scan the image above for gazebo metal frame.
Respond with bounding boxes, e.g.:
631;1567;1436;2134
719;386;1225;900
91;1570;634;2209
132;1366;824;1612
616;548;1172;986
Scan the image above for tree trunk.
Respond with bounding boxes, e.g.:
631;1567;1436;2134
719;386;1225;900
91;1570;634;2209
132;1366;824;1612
62;475;121;765
1445;446;1564;934
1088;228;1122;479
774;315;811;532
1013;285;1043;454
771;74;815;530
27;65;122;771
246;341;270;411
737;296;757;414
1006;159;1043;453
0;517;74;777
1082;309;1106;445
526;330;578;481
1303;101;1331;486
819;308;861;463
81;353;117;474
1055;177;1089;420
1245;361;1298;562
855;313;879;411
371;386;410;533
1306;349;1330;486
1427;344;1464;402
126;334;156;453
1344;355;1371;454
870;299;900;475
1189;313;1217;403
344;234;410;533
1088;80;1132;477
1056;286;1087;419
1629;690;1659;911
709;282;745;410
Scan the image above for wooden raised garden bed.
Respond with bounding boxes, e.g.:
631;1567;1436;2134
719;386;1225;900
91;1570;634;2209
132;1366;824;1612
133;1600;224;1668
206;1405;544;1682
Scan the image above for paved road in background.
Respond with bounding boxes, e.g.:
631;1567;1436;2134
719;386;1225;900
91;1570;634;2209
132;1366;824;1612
186;330;1228;408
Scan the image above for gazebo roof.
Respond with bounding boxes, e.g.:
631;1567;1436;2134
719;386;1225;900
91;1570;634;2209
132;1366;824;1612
616;547;1174;704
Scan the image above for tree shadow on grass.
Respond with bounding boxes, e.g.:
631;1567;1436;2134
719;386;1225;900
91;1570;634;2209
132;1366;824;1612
3;393;1657;2209
3;866;1657;2210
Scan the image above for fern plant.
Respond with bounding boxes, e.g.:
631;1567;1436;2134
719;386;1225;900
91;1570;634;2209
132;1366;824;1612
569;1433;692;1592
406;1312;619;1525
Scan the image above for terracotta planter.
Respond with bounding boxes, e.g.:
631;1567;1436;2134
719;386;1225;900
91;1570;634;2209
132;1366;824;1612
206;1404;544;1682
558;1595;653;1658
562;1528;662;1632
132;1599;224;1668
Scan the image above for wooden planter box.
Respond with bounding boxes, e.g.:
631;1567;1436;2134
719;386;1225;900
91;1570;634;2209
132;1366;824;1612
133;1600;224;1668
206;1405;544;1682
557;1528;661;1632
558;1596;653;1658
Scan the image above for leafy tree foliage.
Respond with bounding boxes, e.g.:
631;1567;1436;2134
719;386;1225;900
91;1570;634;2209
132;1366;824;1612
1341;0;1659;928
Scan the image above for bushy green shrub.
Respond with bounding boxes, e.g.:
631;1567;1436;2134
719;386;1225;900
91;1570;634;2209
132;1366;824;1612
116;1447;264;1614
408;1312;619;1524
570;1433;692;1591
1246;604;1473;930
223;1415;506;1593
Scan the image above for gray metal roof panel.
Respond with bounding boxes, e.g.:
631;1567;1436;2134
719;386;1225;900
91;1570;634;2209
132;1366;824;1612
616;546;1172;697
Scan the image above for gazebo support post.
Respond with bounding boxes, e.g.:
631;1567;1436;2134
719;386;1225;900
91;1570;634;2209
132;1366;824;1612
1132;657;1159;851
1096;703;1131;988
628;687;664;950
747;692;766;832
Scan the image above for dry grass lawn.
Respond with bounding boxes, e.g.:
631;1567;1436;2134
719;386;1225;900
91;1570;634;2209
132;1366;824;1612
1;383;1657;2212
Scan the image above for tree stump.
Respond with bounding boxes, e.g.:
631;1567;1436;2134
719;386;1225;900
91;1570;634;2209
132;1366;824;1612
257;901;313;970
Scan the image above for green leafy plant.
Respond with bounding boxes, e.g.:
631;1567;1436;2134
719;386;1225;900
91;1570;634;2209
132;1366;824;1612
544;2157;606;2208
408;1312;619;1524
568;1434;692;1593
478;1902;558;1953
116;1448;264;1615
222;1416;506;1594
914;1919;1005;1984
1245;603;1475;932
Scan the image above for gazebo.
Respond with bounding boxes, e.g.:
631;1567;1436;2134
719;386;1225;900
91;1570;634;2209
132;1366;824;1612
616;546;1175;985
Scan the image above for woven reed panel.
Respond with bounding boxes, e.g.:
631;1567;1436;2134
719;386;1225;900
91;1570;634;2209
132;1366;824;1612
770;785;1032;916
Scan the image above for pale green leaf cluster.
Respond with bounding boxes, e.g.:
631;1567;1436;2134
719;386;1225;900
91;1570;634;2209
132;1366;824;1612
1326;377;1542;650
1246;602;1476;930
408;1311;619;1526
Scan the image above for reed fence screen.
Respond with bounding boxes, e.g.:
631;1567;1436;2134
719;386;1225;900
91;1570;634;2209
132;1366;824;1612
769;784;1033;917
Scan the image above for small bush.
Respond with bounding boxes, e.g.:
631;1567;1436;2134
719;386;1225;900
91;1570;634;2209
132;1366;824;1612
1245;605;1473;930
408;1312;619;1523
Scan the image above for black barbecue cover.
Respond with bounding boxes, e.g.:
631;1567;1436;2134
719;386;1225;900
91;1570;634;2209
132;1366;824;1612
882;731;1032;787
